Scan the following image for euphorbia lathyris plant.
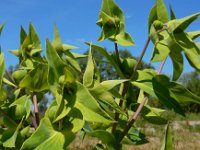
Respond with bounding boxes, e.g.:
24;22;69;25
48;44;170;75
0;0;200;149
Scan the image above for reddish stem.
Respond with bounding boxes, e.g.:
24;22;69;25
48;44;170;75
119;57;167;142
33;93;40;126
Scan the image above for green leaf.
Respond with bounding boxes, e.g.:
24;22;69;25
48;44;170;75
160;123;172;150
187;31;200;40
0;54;5;87
52;24;78;52
67;108;85;133
122;128;148;145
74;82;113;123
148;5;157;33
151;41;170;62
83;46;96;88
66;57;81;72
100;79;128;91
156;0;168;23
62;44;78;51
46;39;66;88
12;69;27;84
87;43;125;78
0;23;5;36
174;32;200;70
20;26;27;45
170;82;200;104
19;65;49;92
141;105;167;125
9;49;21;57
3;78;17;88
169;47;183;81
3;118;23;148
97;0;134;46
87;130;118;150
169;5;176;20
131;70;157;98
132;72;185;116
9;95;31;120
152;75;185;116
21;117;75;150
52;24;63;51
29;22;41;49
89;82;125;114
167;12;200;33
0;54;6;102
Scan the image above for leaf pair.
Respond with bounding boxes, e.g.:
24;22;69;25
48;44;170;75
132;70;200;116
149;0;200;81
97;0;134;46
10;23;42;61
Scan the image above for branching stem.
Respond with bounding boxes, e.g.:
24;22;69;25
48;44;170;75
119;57;167;142
118;96;148;142
112;37;151;134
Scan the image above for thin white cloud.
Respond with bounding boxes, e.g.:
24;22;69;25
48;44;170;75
125;15;132;19
76;38;86;42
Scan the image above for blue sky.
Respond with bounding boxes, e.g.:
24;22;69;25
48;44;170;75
0;0;200;75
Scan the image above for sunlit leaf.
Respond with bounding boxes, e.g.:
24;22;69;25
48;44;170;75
74;82;113;123
167;12;200;33
83;46;95;87
187;31;200;40
21;117;75;150
97;0;134;46
148;5;157;33
141;105;167;125
46;39;66;88
156;0;168;23
174;32;200;70
19;65;49;92
170;82;200;104
87;43;125;78
3;118;23;148
10;95;31;120
169;5;176;20
89;82;125;114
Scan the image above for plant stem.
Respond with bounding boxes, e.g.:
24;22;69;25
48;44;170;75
112;37;151;134
112;82;128;133
133;37;151;73
30;113;38;129
118;96;148;142
33;93;40;126
114;43;121;66
0;108;18;126
157;57;167;74
119;57;167;142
